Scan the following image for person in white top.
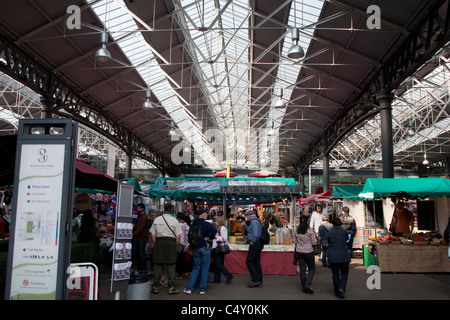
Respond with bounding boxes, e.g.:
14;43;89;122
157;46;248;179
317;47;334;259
211;216;233;284
150;203;182;295
176;216;190;279
310;203;325;233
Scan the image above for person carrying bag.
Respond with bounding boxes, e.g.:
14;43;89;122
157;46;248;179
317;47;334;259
211;216;233;284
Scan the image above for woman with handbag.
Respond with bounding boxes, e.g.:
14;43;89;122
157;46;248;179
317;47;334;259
293;215;316;294
211;216;233;284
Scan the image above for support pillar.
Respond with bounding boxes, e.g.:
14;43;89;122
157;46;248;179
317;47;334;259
40;96;55;119
322;133;330;192
376;92;395;178
125;152;132;179
323;154;330;192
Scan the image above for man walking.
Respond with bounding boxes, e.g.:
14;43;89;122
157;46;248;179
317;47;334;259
150;202;181;295
183;209;217;295
339;206;357;257
241;210;263;288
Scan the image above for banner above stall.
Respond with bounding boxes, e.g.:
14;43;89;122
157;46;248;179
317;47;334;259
358;178;450;200
148;177;302;201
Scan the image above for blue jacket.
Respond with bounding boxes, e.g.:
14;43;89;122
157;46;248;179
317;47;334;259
189;218;217;249
245;218;262;244
325;226;351;263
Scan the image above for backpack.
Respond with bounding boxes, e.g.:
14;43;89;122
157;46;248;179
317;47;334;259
189;222;204;248
260;226;270;245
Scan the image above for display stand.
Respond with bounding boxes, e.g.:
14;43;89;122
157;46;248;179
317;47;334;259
110;183;134;299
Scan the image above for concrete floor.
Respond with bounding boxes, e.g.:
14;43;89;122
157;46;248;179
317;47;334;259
99;256;450;301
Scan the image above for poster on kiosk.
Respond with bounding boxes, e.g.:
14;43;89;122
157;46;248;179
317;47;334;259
5;119;77;300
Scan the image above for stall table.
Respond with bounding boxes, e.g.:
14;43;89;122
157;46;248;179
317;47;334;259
375;243;450;273
224;244;297;275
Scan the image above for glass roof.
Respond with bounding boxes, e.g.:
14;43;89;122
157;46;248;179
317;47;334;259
87;0;325;170
1;0;449;175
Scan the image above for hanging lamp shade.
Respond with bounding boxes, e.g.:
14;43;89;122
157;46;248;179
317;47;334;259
95;32;111;62
287;28;304;59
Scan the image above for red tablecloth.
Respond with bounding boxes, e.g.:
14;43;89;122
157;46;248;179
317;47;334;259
224;249;297;275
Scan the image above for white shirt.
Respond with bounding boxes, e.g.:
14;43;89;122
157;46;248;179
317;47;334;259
310;211;324;233
150;214;182;238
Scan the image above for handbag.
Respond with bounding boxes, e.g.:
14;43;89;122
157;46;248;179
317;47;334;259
314;233;322;255
185;245;194;256
215;226;230;254
293;244;298;265
215;242;230;254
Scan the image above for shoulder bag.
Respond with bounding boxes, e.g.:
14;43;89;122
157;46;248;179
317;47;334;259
162;215;183;253
215;226;230;254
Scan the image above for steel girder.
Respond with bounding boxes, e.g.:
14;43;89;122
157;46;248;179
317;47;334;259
0;34;179;176
295;0;450;174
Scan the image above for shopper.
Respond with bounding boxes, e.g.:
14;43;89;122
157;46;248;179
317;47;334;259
183;209;217;295
150;202;182;295
211;216;233;284
241;210;263;288
293;215;316;294
176;216;190;280
310;204;324;233
339;206;357;257
132;203;149;271
318;214;332;267
326;217;351;299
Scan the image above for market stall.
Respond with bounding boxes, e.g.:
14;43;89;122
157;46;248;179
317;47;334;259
359;178;450;273
330;185;367;250
148;177;303;274
224;244;297;275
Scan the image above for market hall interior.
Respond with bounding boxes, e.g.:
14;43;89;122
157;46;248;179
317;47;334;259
0;0;450;301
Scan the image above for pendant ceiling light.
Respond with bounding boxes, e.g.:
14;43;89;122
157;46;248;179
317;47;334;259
405;119;415;137
274;88;286;108
287;28;305;59
95;32;111;62
142;89;152;108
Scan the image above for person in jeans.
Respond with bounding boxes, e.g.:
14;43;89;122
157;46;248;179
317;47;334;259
325;217;351;298
183;210;217;295
293;215;316;294
132;203;149;271
241;210;263;288
318;214;333;267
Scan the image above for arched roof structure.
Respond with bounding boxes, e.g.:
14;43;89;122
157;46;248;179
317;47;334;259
0;0;449;177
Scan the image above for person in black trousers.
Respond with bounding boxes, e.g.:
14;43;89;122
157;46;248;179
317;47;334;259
241;210;263;288
325;217;351;298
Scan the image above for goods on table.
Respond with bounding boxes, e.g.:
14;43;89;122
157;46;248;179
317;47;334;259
370;231;446;246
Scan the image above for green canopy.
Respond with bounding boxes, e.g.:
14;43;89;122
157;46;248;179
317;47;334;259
358;178;450;200
331;185;364;200
120;177;143;193
148;177;302;200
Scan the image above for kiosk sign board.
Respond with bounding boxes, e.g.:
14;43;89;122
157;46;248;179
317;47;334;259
5;119;77;300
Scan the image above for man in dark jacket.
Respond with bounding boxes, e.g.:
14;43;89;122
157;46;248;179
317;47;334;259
339;206;357;257
325;218;351;299
241;210;263;288
183;210;217;295
132;203;149;271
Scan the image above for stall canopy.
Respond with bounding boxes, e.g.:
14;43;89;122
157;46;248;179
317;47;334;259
214;169;238;177
358;178;450;200
148;177;302;201
331;185;364;200
247;170;281;178
75;159;118;192
299;189;331;205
